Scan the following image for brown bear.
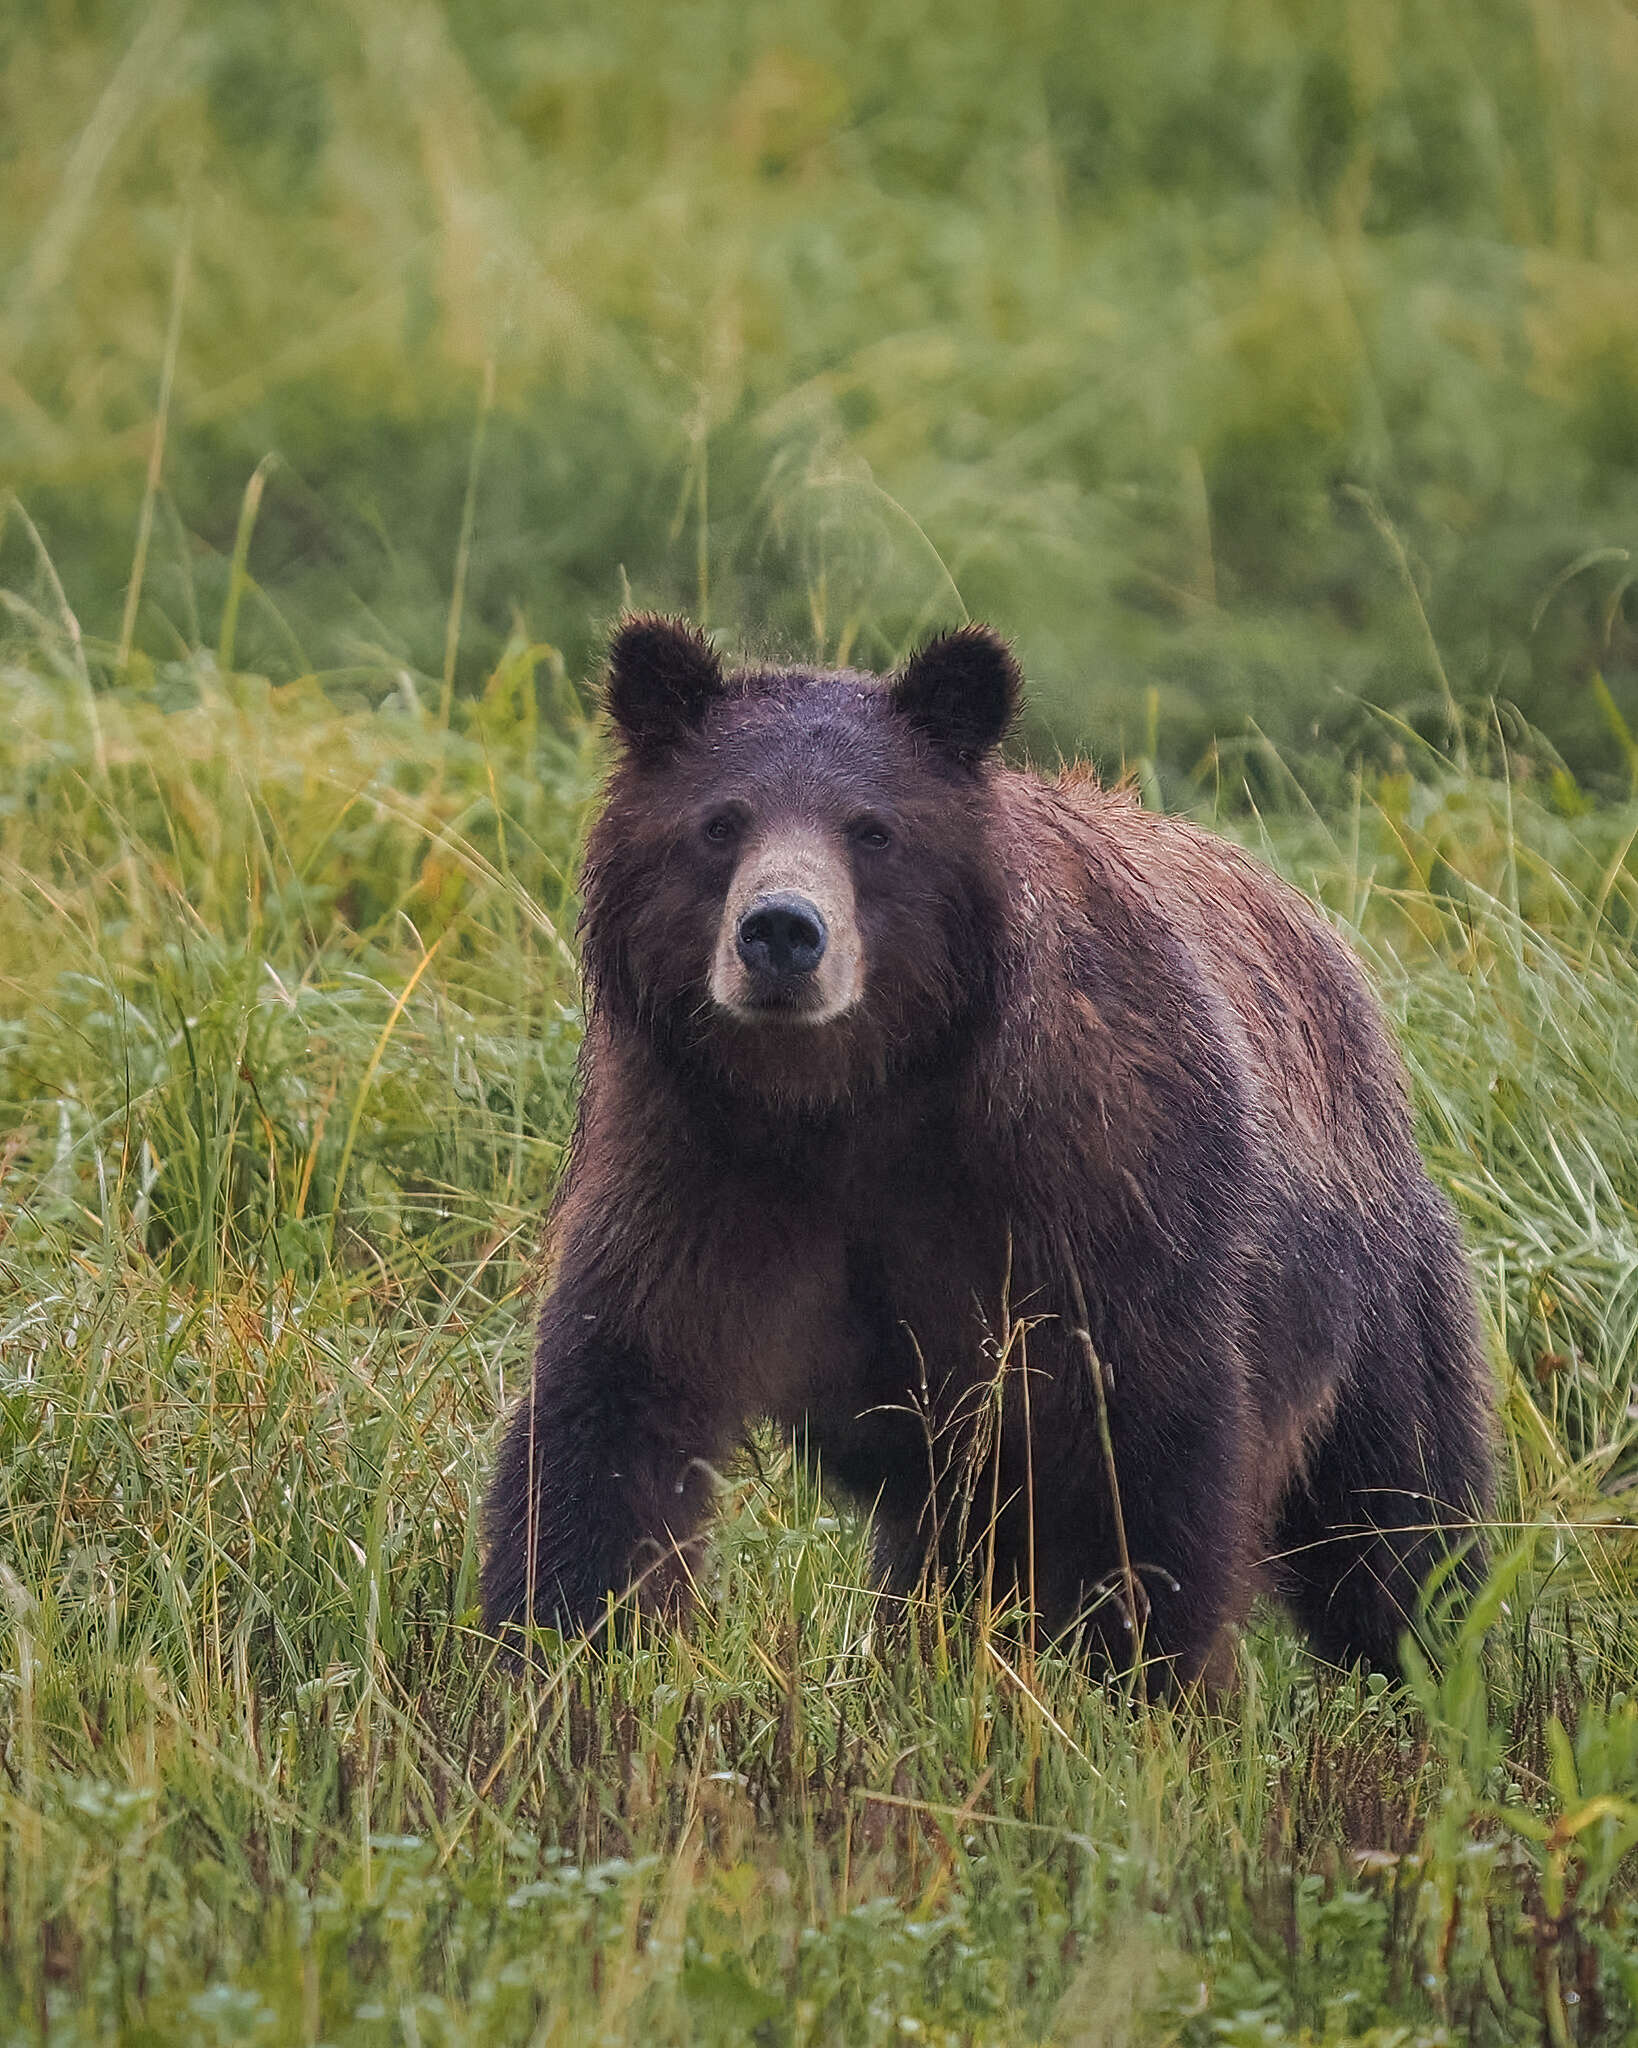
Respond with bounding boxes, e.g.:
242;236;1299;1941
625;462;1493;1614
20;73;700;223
480;616;1493;1685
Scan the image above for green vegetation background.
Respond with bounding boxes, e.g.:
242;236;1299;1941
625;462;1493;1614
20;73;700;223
3;3;1638;2043
8;0;1638;778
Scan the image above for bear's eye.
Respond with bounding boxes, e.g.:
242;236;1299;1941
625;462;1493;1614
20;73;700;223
850;818;892;851
703;812;741;845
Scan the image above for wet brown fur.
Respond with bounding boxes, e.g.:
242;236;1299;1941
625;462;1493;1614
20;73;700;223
481;618;1494;1685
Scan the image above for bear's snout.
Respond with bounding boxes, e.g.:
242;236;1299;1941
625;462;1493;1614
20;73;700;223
737;892;828;981
708;826;864;1026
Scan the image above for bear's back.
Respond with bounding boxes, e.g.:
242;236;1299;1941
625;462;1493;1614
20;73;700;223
1012;770;1422;1212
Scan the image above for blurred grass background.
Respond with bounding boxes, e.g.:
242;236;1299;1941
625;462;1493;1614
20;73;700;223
5;3;1638;2043
7;0;1638;780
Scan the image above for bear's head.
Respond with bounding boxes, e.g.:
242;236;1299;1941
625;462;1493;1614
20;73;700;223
579;615;1021;1108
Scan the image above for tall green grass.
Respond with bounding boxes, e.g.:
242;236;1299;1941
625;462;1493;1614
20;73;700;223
1;566;1637;2040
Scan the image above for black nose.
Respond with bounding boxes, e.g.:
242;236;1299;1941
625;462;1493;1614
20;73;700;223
736;891;828;980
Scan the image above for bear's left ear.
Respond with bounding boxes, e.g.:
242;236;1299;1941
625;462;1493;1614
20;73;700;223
605;613;725;753
890;625;1021;764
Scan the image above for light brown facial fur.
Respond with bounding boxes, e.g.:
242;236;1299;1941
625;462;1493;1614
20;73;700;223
708;826;864;1025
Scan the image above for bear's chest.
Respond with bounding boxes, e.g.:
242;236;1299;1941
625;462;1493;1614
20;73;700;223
652;1129;1007;1428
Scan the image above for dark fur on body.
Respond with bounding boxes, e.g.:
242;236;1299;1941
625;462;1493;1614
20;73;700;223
481;618;1493;1683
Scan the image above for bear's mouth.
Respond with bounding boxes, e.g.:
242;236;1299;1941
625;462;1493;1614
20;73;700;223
723;981;835;1024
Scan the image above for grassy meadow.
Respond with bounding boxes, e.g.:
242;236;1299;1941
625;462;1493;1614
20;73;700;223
4;2;1638;2042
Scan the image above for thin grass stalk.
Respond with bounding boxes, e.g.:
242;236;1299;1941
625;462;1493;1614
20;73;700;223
216;454;277;676
118;206;192;677
440;357;496;732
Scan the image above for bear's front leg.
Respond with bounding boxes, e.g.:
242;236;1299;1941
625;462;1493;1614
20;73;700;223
480;1296;728;1641
1078;1381;1255;1692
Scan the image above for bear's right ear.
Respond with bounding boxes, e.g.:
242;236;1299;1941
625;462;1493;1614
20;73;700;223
604;614;725;753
